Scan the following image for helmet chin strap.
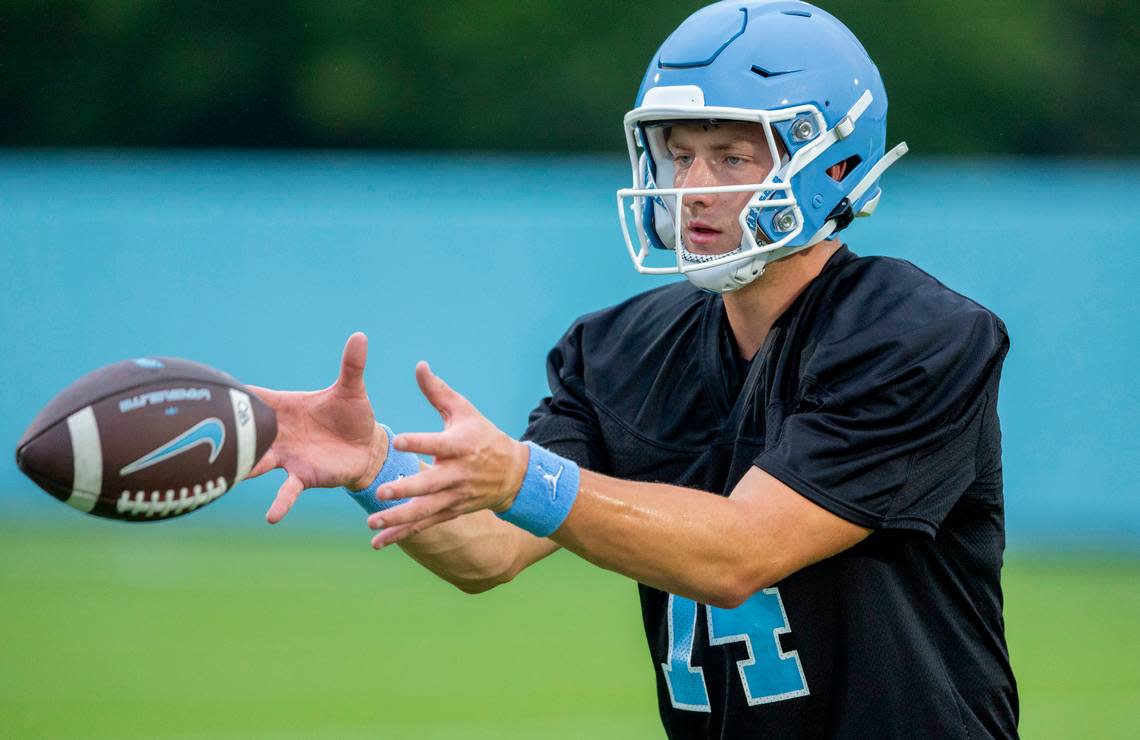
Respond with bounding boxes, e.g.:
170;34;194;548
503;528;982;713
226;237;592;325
850;142;909;215
681;240;817;293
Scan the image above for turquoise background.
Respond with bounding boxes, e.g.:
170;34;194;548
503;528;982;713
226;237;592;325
1;153;1137;549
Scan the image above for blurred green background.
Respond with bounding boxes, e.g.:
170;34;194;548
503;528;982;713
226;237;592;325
2;2;1138;738
1;0;1137;154
2;524;1137;739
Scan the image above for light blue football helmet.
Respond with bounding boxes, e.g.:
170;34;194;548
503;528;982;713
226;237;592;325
616;0;908;293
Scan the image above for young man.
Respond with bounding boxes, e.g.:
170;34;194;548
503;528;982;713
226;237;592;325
249;2;1018;737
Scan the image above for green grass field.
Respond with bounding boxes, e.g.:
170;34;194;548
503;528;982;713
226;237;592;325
1;523;1136;739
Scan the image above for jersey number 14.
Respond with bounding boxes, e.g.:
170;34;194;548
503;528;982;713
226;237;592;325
663;588;809;711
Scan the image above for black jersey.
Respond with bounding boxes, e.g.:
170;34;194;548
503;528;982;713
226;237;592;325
523;247;1018;739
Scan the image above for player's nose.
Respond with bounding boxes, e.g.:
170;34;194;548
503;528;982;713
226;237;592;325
679;157;718;208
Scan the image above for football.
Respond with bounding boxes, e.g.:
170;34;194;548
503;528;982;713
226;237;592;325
15;357;276;521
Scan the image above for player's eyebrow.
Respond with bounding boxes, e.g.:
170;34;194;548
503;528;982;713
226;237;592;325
704;141;755;151
669;139;757;152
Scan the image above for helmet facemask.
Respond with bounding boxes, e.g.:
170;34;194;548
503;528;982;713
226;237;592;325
617;87;904;293
621;96;855;292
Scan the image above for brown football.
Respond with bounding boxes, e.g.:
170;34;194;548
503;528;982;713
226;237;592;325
15;357;276;521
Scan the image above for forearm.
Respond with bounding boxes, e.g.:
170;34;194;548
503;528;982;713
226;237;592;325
370;440;774;603
548;468;863;609
549;471;766;608
397;509;558;593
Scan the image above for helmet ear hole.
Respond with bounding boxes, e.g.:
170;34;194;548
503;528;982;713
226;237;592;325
828;154;862;182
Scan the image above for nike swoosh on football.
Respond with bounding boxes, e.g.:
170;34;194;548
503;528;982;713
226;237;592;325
119;417;226;476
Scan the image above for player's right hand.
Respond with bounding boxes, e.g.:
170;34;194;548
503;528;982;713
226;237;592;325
245;332;388;524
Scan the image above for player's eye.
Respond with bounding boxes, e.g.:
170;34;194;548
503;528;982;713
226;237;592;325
724;155;746;166
671;153;693;167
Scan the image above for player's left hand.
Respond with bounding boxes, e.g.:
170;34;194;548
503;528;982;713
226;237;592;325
367;361;530;547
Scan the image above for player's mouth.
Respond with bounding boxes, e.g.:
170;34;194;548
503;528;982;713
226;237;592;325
685;221;723;247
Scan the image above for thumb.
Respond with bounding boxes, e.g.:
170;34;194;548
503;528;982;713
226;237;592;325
244;384;282;411
415;361;468;420
336;332;369;393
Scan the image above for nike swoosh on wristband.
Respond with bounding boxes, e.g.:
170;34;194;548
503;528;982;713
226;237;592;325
120;418;226;476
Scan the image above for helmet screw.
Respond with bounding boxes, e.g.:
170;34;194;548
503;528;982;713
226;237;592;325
791;117;816;142
774;208;798;233
812;194;824;208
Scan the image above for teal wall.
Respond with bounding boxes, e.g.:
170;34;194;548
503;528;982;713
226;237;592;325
1;153;1137;549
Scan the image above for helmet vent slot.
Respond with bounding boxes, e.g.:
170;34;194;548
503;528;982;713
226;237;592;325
782;9;812;17
751;65;798;79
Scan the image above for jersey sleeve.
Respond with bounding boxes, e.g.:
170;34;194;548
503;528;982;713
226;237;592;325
755;305;1009;535
522;321;610;473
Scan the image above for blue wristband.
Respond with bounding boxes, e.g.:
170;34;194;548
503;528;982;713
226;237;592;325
346;424;420;514
496;442;580;537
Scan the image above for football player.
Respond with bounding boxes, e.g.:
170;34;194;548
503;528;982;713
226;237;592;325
248;2;1018;737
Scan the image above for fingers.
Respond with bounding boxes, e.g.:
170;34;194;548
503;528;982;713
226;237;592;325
371;509;462;549
245;448;279;480
415;361;471;420
336;332;369;392
265;472;305;524
392;431;461;459
370;489;461;530
371;465;460;506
